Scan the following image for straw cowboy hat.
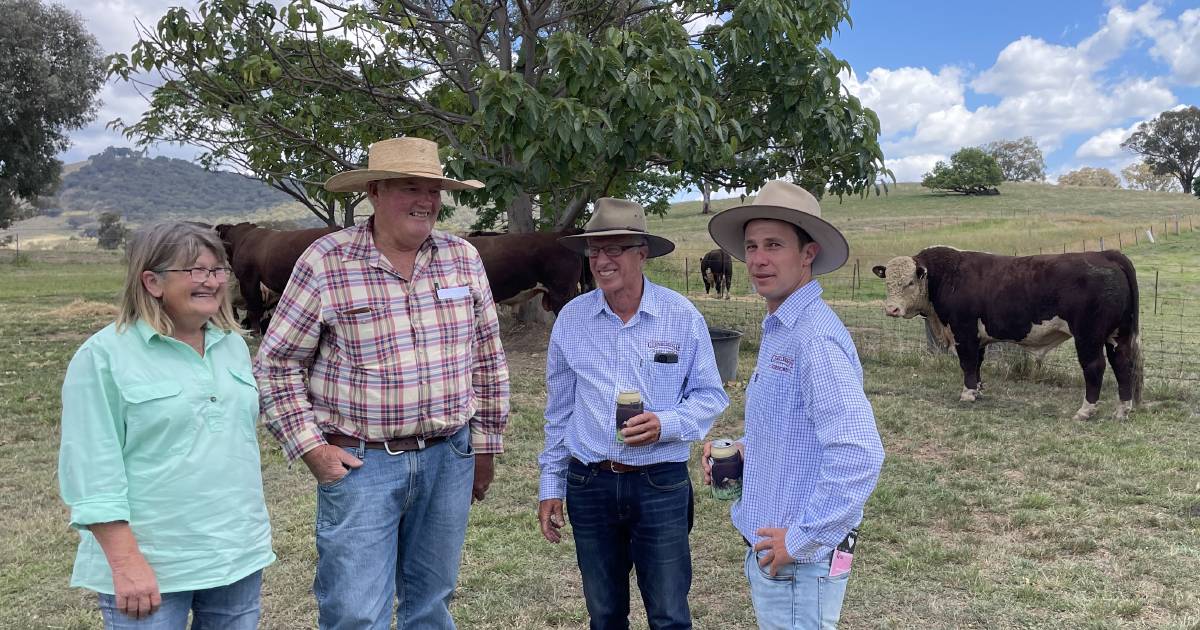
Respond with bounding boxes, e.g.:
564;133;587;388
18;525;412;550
707;180;849;275
324;137;484;193
558;197;675;258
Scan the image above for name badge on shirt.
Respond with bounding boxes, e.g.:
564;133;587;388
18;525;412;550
437;285;471;300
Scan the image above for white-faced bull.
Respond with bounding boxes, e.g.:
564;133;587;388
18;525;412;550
873;247;1143;421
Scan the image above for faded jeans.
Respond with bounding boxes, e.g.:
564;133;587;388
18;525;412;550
97;569;262;630
313;425;475;630
744;548;850;629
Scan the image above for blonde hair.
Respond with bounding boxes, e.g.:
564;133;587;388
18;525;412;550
116;221;243;336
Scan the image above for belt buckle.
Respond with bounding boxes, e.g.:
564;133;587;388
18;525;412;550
384;435;425;455
608;460;620;473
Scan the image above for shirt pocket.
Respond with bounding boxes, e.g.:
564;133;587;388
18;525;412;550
432;293;475;350
228;368;261;442
640;360;684;411
331;304;399;368
119;380;194;456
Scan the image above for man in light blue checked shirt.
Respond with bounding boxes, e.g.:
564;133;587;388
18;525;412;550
705;180;885;630
538;197;729;630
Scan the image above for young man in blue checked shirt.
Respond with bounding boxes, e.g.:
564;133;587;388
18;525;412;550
537;197;729;630
704;180;885;630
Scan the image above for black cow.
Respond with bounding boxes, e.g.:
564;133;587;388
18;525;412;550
873;247;1143;421
701;248;733;299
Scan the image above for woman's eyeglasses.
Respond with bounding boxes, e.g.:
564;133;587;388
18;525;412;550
159;267;232;283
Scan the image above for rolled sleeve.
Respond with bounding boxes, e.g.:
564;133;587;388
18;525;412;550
58;345;131;530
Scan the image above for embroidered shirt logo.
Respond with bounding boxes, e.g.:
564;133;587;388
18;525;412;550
768;354;794;373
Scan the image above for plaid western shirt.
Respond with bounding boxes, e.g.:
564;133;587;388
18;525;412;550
255;221;509;461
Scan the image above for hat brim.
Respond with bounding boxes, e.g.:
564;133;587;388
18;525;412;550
558;230;676;258
707;204;849;275
324;169;484;193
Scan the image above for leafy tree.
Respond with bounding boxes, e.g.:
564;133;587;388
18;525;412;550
110;0;889;230
0;0;105;228
1121;161;1180;192
982;136;1046;182
96;212;128;249
920;147;1002;195
1057;167;1119;188
1120;106;1199;195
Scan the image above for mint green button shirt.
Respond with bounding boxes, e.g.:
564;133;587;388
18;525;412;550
58;320;275;594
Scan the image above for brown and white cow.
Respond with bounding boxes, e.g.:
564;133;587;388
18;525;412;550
873;247;1143;421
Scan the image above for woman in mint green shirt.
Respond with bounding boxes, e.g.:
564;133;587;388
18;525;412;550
58;221;274;629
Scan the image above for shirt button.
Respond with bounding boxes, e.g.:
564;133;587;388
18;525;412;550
210;396;218;402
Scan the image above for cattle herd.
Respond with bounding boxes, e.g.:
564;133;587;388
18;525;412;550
208;222;1144;421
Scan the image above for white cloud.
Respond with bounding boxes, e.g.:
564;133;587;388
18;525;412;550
1146;8;1200;85
842;67;965;134
1075;123;1141;159
884;154;947;183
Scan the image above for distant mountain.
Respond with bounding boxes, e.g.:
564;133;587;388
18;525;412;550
56;147;291;221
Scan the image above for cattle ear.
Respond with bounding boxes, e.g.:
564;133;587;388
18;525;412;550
872;265;886;279
915;266;927;280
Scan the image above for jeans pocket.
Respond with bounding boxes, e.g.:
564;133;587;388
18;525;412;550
643;465;690;491
565;471;592;489
446;427;474;458
317;468;353;491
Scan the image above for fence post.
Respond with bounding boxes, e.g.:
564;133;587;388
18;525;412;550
1175;216;1180;235
1099;237;1104;251
1153;270;1159;316
684;258;689;295
1134;230;1139;245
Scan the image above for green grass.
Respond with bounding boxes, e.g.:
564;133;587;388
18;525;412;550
3;183;1200;628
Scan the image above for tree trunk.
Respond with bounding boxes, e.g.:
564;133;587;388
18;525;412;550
341;199;355;228
507;192;537;233
700;181;712;214
553;192;591;231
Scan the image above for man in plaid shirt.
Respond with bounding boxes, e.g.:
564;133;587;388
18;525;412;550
255;137;509;629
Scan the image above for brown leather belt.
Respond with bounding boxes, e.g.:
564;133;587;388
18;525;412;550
324;432;447;454
584;459;644;473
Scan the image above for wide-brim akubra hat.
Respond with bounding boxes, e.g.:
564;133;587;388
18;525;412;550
558;197;675;258
707;180;849;275
324;137;484;192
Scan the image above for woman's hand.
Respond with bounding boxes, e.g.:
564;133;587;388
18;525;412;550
109;551;161;618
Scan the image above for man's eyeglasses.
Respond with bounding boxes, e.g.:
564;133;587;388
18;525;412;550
159;267;232;283
584;244;643;258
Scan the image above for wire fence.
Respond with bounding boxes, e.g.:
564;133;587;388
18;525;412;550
645;256;1200;385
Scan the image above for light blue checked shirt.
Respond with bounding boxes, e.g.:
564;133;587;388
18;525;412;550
731;280;885;562
539;278;729;501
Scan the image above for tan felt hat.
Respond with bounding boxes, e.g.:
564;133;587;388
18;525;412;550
324;137;484;192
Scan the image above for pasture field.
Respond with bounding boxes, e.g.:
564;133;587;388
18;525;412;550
2;184;1199;629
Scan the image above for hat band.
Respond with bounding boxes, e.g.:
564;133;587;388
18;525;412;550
583;226;647;234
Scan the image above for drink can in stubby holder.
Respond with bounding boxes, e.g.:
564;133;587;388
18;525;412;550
709;439;743;500
615;390;642;443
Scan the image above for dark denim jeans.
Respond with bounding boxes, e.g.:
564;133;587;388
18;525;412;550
565;458;694;630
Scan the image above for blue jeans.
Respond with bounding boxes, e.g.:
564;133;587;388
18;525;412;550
743;548;849;629
313;425;475;629
565;459;694;630
97;569;262;629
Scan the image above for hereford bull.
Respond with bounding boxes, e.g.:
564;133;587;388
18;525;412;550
701;248;732;299
465;230;586;314
215;222;339;332
873;247;1143;421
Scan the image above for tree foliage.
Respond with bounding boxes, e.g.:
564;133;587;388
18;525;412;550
96;212;129;249
1120;106;1200;195
982;136;1045;182
1121;161;1180;192
920;147;1002;195
0;0;105;228
110;0;890;230
1057;167;1119;188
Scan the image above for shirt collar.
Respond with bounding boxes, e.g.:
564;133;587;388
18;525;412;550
341;216;437;264
135;318;228;349
766;279;823;329
592;276;660;319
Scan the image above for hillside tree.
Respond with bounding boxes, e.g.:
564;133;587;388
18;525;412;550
921;147;1002;195
1120;106;1199;195
1057;167;1119;188
1121;161;1180;192
0;0;105;228
96;212;129;249
982;136;1046;181
110;0;890;230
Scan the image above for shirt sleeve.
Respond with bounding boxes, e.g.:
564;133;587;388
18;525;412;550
58;344;131;529
467;250;509;454
783;335;885;560
656;310;730;443
537;322;575;501
254;256;327;461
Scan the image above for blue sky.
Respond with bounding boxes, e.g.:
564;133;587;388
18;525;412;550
60;0;1200;188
